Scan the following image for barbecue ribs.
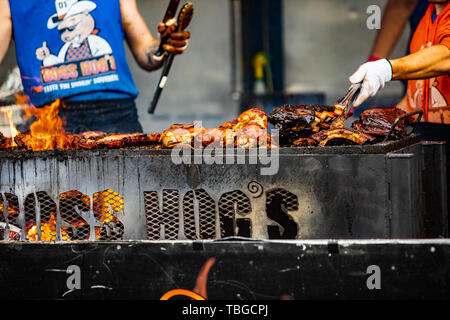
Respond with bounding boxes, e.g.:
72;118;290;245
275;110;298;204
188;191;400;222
268;104;342;146
351;107;415;140
311;128;376;146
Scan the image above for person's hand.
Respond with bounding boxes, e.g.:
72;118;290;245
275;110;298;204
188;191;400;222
349;58;393;107
157;22;190;55
36;41;50;61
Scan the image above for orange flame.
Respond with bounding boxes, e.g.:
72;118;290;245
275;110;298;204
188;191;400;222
160;258;216;300
5;109;19;147
21;99;71;151
13;99;80;151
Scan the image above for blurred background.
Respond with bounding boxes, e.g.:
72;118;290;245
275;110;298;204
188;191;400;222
0;0;412;133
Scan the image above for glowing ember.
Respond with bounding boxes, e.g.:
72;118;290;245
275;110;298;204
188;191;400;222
0;202;20;240
24;190;125;242
93;190;124;224
27;214;56;242
26;214;71;242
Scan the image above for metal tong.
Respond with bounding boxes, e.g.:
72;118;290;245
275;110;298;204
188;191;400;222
331;82;362;129
148;2;194;114
382;110;423;143
336;82;362;114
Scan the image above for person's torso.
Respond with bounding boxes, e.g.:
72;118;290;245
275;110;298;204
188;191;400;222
404;4;450;124
9;0;139;107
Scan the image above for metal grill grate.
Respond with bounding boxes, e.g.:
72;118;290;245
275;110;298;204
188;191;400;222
59;191;91;241
0;193;21;241
266;188;299;239
182;189;216;240
93;190;125;241
266;188;299;211
219;190;252;237
0;190;126;242
144;190;180;240
25;192;58;242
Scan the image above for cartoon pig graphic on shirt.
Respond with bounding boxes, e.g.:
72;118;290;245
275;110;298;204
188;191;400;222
36;0;112;67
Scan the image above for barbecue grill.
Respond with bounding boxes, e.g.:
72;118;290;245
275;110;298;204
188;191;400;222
0;133;446;242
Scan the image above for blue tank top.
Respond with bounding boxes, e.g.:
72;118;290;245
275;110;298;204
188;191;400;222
9;0;139;107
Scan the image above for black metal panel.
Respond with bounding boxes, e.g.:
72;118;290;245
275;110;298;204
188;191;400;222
0;240;449;300
422;142;448;237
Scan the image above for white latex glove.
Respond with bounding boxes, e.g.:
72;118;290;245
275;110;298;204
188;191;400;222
349;58;393;107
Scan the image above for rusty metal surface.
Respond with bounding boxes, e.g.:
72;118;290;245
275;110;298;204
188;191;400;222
0;136;438;242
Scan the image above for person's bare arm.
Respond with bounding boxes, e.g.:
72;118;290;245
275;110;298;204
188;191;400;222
349;45;450;107
120;0;163;71
369;0;419;59
0;0;12;65
391;44;450;80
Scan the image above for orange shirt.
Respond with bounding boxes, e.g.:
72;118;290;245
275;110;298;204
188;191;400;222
402;4;450;123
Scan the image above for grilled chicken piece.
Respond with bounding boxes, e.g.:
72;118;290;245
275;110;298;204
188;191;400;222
79;133;150;149
77;131;107;149
235;123;268;148
233;107;268;130
195;127;235;148
351;107;413;139
80;131;107;141
311;128;376;146
161;108;270;149
160;123;203;148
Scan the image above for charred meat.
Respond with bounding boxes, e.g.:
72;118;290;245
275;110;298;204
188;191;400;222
0;131;7;147
268;105;341;145
311;128;376;146
269;105;337;132
351;107;414;140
